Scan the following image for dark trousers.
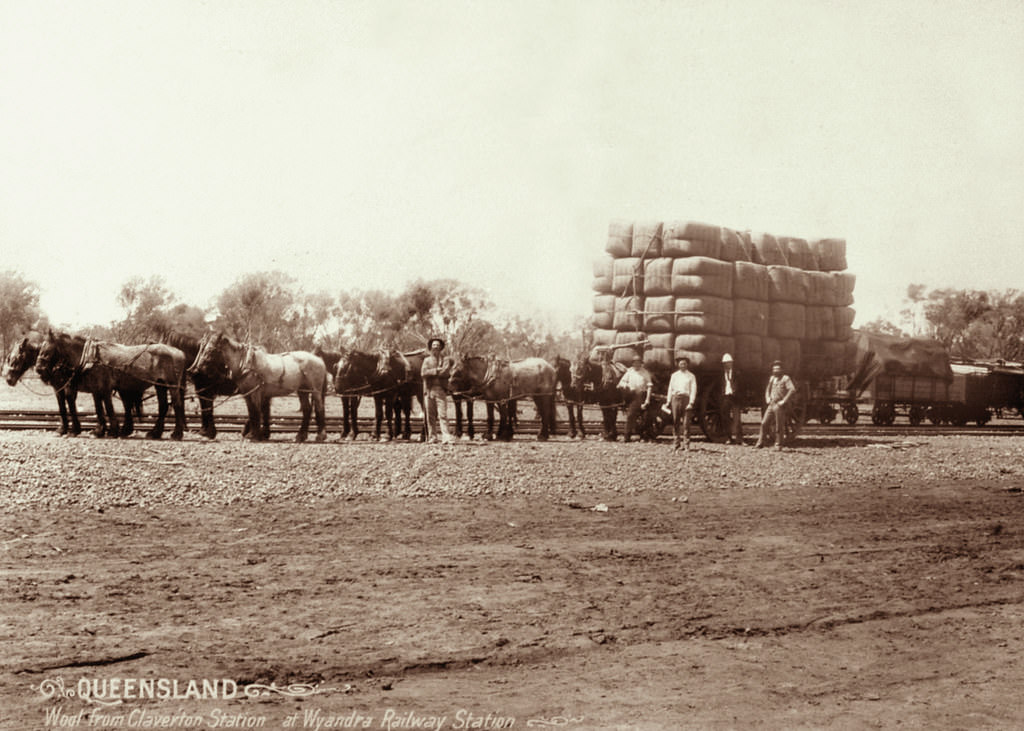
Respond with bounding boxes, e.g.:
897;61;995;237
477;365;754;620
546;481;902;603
722;393;743;443
623;392;646;440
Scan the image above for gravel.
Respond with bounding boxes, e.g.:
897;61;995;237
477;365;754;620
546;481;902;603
1;429;1022;511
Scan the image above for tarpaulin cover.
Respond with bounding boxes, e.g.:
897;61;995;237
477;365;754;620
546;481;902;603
847;331;952;396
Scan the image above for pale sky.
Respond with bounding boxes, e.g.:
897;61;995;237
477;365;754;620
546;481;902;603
2;0;1022;333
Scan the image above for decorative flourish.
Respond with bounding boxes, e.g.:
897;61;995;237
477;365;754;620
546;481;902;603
526;717;585;728
36;677;75;700
243;682;332;698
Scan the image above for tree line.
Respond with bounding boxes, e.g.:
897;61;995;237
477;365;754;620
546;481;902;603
860;284;1024;361
0;270;588;362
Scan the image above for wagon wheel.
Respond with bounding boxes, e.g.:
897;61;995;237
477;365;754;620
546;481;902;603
908;405;926;426
697;384;727;443
871;402;896;426
818;403;836;424
976;410;991;427
950;405;969;427
927;406;943;425
842;402;859;425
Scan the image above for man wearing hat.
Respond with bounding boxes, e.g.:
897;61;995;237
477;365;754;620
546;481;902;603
719;353;744;445
420;337;453;444
617;354;652;442
666;355;698;451
755;360;796;450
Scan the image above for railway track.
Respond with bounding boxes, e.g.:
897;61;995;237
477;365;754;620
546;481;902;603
2;409;1024;438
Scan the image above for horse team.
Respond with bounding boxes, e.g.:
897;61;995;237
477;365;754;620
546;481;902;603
4;330;643;443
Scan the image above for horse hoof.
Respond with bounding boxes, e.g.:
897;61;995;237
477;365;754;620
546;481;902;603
295;433;308;443
171;432;184;441
145;431;161;440
315;432;326;443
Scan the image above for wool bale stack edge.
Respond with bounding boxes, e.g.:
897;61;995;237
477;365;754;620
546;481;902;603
592;218;856;375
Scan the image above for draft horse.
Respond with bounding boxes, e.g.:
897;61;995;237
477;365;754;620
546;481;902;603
79;339;188;440
375;349;428;441
161;331;238;439
333;349;401;441
35;331;149;438
570;351;625;441
552;355;586;439
190;332;327;442
450;354;557;440
314;347;361;440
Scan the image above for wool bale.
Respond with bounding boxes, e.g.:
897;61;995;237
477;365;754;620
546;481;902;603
733;298;769;337
778;339;802;374
643;295;675;333
833;307;856;340
591;294;616;330
804;306;836;340
663;220;722;244
631;221;663;259
606;220;634;258
674;296;734;335
762;337;782;368
829;272;856;306
642;258;674;296
613;296;644;332
613;331;646;366
778;236;817;271
804;271;832;305
769;302;806;340
612;257;644;296
662;237;721;259
734;334;764;372
749;232;787;266
592;329;616;347
720;227;752;263
811;238;848;271
592;257;614;294
768;266;809;303
673;334;735;370
733;261;771;301
643;332;675;370
671;256;734;298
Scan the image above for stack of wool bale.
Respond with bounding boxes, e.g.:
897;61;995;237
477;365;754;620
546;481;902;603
591;220;856;378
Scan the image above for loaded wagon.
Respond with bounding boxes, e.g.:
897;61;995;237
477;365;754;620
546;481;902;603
591;219;857;445
845;331;1024;426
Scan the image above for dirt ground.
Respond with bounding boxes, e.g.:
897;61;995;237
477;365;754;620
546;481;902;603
2;430;1024;730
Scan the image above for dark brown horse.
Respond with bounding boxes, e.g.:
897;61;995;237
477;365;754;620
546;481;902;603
552;355;586;439
333;350;400;441
314;347;361;440
375;349;428;441
570;352;625;441
162;331;237;439
36;331;149;438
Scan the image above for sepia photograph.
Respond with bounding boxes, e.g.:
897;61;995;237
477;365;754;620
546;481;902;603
2;1;1023;728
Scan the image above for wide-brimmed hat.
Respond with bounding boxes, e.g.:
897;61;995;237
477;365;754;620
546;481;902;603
771;359;783;368
427;337;446;350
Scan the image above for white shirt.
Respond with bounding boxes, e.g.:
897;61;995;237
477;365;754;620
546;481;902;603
667;369;698;405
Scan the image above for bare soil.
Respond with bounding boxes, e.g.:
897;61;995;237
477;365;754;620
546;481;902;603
1;429;1024;730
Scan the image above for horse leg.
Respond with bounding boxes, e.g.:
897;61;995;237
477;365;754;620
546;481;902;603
103;392;120;438
296;391;311;443
55;391;69;435
147;386;168;439
466;398;475;441
90;392;106;438
534;396;549;441
198;387;216;439
260;397;272;441
170;382;185;440
576;404;586;439
66;388;82;436
243;397;261;441
350;397;360;440
373;396;383;441
118;391;135;438
313;387;326;443
453;396;464;439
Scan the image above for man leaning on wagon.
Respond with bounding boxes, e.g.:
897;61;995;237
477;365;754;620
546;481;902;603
755;360;796;451
617;355;652;442
421;337;453;445
719;353;744;445
666;356;698;451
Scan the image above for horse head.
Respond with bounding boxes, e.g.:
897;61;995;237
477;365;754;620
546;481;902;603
188;331;237;380
5;336;39;386
374;347;392;378
569;351;592;392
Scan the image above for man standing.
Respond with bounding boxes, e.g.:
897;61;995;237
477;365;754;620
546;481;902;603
720;353;744;445
617;355;652;442
755;360;796;450
666;356;698;451
420;337;453;444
